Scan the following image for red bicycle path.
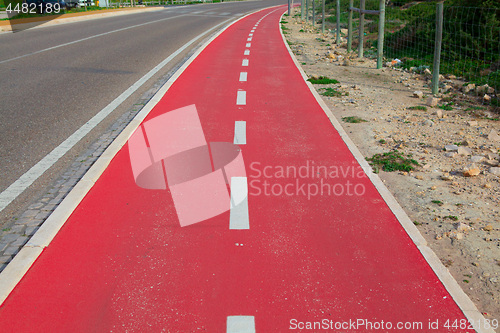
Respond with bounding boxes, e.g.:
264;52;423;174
0;5;475;332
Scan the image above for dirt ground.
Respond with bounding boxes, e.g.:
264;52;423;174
282;10;500;326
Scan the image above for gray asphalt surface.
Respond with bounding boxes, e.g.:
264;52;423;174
0;0;284;226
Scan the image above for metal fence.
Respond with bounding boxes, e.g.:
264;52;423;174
301;0;500;110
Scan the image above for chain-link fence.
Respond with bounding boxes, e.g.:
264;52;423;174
303;0;500;110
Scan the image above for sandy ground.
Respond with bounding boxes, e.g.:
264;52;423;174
282;10;500;326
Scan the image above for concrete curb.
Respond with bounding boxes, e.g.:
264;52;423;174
278;11;494;333
0;4;275;307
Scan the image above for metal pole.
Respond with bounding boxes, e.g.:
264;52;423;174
358;0;365;58
432;1;444;95
301;0;304;20
306;0;309;23
348;0;353;52
336;0;340;44
288;0;291;16
377;0;386;69
321;0;325;33
312;0;315;26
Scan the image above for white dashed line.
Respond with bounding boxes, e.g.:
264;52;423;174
236;91;246;105
246;43;251;48
251;29;255;33
249;33;253;37
229;178;249;230
244;50;250;55
247;37;252;42
242;59;249;66
233;121;246;145
239;72;247;82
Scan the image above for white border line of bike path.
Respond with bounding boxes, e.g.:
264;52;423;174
0;4;281;308
278;11;492;333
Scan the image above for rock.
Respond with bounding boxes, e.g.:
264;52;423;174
470;155;484;163
484;94;491;102
463;164;480;177
463;83;475;93
422;119;434;127
441;173;454;181
484;183;492;188
467;121;478;126
484;225;493;231
415;175;424;180
487;86;495;94
485;159;499;166
426;97;440;107
311;74;320;80
487;152;500;160
445;152;458;158
423;68;432;76
452;232;464;240
447;74;457;79
461;139;473;146
430;186;437;190
444;144;459;151
342;59;351;66
489;167;500;175
457;146;472;155
455;222;472;232
435;109;443;118
488;129;500;142
413;91;424;99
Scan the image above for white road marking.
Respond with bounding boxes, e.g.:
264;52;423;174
229;178;249;230
246;43;251;47
247;37;252;42
233;121;246;145
239;72;247;82
220;12;231;15
244;50;250;55
0;16;236;213
251;29;255;32
242;59;249;66
0;13;193;65
236;90;246;105
249;33;253;36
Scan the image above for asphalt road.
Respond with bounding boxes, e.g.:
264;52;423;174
0;0;284;226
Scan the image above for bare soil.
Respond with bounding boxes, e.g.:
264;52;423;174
282;12;500;326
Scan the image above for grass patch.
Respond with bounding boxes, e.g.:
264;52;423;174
408;106;427;111
307;76;339;84
342;116;367;123
299;29;305;32
432;200;444;206
321;87;343;97
439;102;454;111
444;215;459;221
379;139;386;144
367;150;419;172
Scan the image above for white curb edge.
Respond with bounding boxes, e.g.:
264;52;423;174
278;10;494;333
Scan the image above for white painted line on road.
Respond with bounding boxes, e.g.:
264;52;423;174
248;33;253;36
244;49;250;55
247;37;252;41
0;15;236;213
246;43;251;48
227;316;255;333
233;121;246;145
251;29;255;32
236;90;246;105
239;72;247;82
220;12;231;15
242;59;249;66
229;178;249;230
0;13;193;65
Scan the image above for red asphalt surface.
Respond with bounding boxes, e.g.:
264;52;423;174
0;5;473;332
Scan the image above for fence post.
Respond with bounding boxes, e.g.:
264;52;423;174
358;0;365;57
432;1;444;95
347;0;353;52
321;0;325;33
336;0;340;44
301;0;304;20
312;0;315;26
306;0;309;23
376;0;385;69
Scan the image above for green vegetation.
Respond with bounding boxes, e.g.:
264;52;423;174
321;87;343;97
342;116;367;123
444;215;459;221
439;102;454;111
431;200;444;206
307;76;339;84
408;106;427;111
367;150;419;172
379;139;386;144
